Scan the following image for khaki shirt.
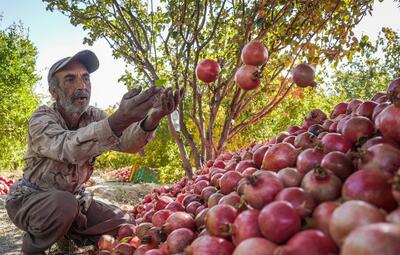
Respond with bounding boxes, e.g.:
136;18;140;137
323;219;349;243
20;103;155;194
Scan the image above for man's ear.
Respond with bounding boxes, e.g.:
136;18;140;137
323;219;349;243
49;87;59;100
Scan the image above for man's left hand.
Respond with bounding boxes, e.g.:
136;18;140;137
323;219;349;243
141;87;184;131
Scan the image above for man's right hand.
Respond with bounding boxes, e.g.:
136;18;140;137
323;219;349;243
108;86;162;136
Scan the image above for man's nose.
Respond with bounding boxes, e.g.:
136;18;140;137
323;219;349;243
77;76;90;89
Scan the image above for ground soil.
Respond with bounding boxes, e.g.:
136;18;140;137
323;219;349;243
0;178;158;255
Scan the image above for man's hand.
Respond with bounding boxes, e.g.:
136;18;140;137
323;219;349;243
108;86;162;136
141;87;185;131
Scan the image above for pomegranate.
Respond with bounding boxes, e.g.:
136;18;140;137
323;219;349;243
275;187;316;217
200;186;217;203
235;65;261;90
371;102;390;121
166;228;196;254
241;40;268;66
342;116;375;145
193;180;210;195
341;223;400;255
210;173;223;188
114;243;134;255
330;102;348;119
308;124;325;136
296;148;324;175
311;201;340;236
294;132;316;149
162;212;195;234
282;135;296;145
186;201;203;215
218;191;242;210
277;167;302;187
371;91;387;101
118;224;136;239
242;167;258;177
301;167;342;204
165;201;185;212
329;200;386;246
233;237;277;255
143;249;166;255
195;207;209;230
154;196;173;211
307;109;327;123
195;59;221;83
235;160;256;173
276;131;290;143
320;151;353;181
243;171;284;209
360;135;399;150
182;194;202;208
258;201;301;244
287;125;302;134
355;100;377;119
320;133;352;153
342;170;397;212
207;192;224;208
346;99;363;114
205;204;238;237
376;104;400;144
253;145;269;168
136;222;154;239
262;142;298;171
231;209;262;245
387;77;400;103
135;244;159;255
219;171;243;194
291;63;316;87
358;143;400;176
276;230;338;255
152;209;173;227
185;235;235;255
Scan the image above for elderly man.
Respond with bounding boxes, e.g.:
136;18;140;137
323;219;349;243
5;50;183;255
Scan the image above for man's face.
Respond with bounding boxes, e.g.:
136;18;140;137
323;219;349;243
52;61;91;117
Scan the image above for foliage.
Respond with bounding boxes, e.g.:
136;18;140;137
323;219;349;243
326;27;400;101
43;0;376;177
0;21;40;170
96;116;183;183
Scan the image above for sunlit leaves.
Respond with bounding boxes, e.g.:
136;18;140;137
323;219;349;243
0;21;40;170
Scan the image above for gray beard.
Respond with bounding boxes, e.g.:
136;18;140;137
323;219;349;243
56;88;90;118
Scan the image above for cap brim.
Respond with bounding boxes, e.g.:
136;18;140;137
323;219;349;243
69;50;99;74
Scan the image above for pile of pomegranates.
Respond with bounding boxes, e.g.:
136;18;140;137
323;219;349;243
96;78;400;255
106;167;133;182
0;176;14;195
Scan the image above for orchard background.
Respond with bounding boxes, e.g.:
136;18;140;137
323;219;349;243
0;0;400;183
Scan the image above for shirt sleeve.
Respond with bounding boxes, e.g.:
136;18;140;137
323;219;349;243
114;118;157;153
94;108;157;154
28;107;119;165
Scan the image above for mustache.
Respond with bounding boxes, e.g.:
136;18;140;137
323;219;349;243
72;90;90;100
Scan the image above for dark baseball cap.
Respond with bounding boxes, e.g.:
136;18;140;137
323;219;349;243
47;50;99;83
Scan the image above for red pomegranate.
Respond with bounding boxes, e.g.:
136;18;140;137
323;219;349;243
196;59;221;83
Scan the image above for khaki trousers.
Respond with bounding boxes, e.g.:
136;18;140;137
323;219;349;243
6;189;134;254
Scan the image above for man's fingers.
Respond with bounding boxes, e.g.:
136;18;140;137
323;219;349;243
123;86;142;100
131;86;162;106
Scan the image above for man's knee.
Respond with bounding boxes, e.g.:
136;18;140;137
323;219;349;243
49;190;79;220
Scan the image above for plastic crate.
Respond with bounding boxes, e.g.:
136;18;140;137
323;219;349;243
131;166;159;184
